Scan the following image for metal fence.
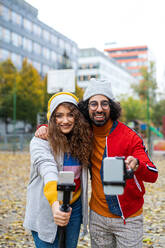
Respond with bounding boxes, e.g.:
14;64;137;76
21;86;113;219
0;133;34;152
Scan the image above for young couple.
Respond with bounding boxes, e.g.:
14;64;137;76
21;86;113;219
24;78;158;248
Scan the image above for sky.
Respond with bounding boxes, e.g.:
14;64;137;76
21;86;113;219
26;0;165;90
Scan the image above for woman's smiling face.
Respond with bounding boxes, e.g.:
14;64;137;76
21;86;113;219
55;104;75;134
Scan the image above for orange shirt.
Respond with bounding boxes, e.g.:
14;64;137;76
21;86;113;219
90;120;142;218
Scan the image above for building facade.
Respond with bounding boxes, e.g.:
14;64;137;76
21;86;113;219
0;0;78;75
77;48;136;98
104;45;153;81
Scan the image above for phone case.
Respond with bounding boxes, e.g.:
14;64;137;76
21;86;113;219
57;171;74;201
103;157;124;195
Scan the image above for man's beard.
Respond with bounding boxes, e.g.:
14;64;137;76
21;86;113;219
90;112;109;127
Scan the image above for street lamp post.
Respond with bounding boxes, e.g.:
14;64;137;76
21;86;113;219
13;78;16;152
146;90;151;156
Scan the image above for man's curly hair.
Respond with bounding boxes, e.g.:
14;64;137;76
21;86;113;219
48;102;92;166
78;98;122;125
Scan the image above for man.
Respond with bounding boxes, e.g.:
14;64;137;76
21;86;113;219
36;78;158;248
78;78;158;248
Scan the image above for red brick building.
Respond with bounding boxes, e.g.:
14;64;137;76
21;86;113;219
104;45;150;81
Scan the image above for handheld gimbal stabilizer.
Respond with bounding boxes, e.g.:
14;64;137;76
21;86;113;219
57;171;76;248
103;156;134;195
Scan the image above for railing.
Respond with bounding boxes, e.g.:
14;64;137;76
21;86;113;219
0;133;34;152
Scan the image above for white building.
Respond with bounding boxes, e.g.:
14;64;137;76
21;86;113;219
0;0;78;76
77;48;137;98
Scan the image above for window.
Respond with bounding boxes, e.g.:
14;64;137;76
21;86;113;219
23;18;32;32
72;46;77;55
33;24;42;36
33;42;41;55
50;34;57;45
0;4;2;16
130;68;139;74
58;54;63;63
3;28;11;43
11;53;22;67
80;75;84;81
0;27;2;40
51;51;57;61
0;49;10;60
42;64;50;74
138;53;147;59
121;62;126;67
23;37;32;52
43;48;50;60
71;61;77;69
93;63;99;69
115;55;138;60
0;5;10;21
11;11;22;26
142;61;148;67
59;39;65;50
43;30;50;41
65;43;71;53
83;75;89;81
11;32;22;47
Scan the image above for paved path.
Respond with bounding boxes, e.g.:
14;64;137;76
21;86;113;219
0;152;164;247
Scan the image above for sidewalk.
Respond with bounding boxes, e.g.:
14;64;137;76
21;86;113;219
0;152;164;247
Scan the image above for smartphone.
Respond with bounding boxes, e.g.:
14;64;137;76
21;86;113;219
103;157;125;195
57;171;74;201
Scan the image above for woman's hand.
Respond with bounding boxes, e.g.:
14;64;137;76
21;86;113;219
52;201;72;226
35;126;48;140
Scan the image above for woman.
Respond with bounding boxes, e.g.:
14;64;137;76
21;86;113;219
23;92;92;248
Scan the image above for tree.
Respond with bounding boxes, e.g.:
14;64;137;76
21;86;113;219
0;59;18;132
152;99;165;128
131;61;157;105
16;59;43;129
38;75;53;124
75;81;84;100
119;96;146;123
130;61;158;130
42;75;52;113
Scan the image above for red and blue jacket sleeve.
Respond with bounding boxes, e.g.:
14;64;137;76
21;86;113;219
131;133;158;183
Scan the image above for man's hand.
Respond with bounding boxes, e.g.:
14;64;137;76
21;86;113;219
125;156;139;172
52;201;72;226
35;126;48;140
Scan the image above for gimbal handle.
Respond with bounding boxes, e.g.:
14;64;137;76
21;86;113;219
57;183;76;211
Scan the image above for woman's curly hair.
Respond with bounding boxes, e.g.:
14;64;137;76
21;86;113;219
48;103;92;166
78;98;122;124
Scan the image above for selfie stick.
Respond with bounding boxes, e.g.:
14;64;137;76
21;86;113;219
57;182;75;248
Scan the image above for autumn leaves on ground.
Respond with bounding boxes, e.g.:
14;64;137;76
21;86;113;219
0;152;165;248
